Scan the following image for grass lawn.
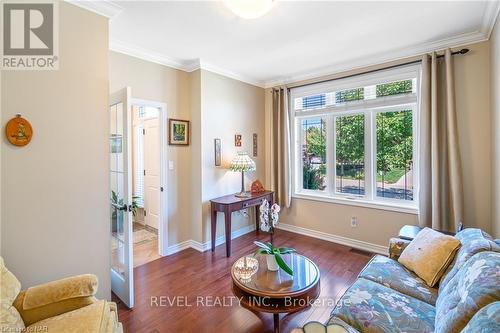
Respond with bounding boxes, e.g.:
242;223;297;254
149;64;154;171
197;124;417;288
376;169;406;184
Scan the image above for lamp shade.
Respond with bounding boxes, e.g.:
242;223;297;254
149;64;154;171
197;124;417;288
229;151;256;172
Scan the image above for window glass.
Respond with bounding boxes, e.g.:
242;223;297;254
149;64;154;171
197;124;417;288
376;79;413;97
301;118;327;191
335;88;364;103
335;114;365;195
302;94;326;109
376;110;413;200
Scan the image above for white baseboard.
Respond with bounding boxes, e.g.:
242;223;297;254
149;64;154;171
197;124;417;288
165;224;256;255
165;240;192;255
276;223;388;255
165;223;387;256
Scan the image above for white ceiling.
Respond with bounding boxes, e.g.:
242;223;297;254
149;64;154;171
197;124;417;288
73;1;500;88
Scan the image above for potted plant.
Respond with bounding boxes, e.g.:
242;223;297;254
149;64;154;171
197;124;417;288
254;200;296;275
111;191;141;233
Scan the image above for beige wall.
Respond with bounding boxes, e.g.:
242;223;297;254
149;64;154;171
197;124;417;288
109;51;192;245
199;70;266;243
268;41;493;248
190;70;203;243
454;41;491;233
1;3;110;299
491;18;500;238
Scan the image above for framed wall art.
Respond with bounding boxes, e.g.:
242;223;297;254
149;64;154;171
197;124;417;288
234;134;241;147
168;119;190;145
214;138;221;166
253;133;258;157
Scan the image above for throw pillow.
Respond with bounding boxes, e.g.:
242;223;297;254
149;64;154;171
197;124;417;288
398;227;460;287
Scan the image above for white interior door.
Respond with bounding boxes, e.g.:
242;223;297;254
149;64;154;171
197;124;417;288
143;117;160;230
110;87;134;308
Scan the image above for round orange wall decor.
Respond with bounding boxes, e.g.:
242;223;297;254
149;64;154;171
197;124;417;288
5;115;33;147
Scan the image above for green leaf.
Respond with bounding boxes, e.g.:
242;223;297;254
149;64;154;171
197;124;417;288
254;249;270;256
278;247;296;254
254;241;271;252
274;254;293;276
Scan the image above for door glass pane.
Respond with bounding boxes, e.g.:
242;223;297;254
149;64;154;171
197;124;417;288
376;110;413;200
110;102;125;277
300;118;327;191
335;114;365;195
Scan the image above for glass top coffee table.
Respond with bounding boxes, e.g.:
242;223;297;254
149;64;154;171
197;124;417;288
231;253;320;333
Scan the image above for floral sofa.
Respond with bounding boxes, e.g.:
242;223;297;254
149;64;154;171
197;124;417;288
296;228;500;333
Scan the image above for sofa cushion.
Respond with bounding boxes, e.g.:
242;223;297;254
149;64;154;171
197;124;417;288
398;227;461;287
439;228;500;292
461;301;500;333
330;278;435;333
23;274;98;310
0;257;25;332
0;303;25;332
26;300;120;333
435;251;500;333
0;257;21;307
358;255;438;305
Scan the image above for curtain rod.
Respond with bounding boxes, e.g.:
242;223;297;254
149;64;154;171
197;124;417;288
278;48;469;91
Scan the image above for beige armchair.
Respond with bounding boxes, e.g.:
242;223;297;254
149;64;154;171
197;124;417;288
0;257;122;333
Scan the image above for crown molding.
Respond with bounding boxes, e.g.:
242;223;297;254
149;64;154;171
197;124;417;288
65;0;123;19
109;39;266;87
263;29;489;88
481;0;500;38
109;39;194;71
197;60;265;88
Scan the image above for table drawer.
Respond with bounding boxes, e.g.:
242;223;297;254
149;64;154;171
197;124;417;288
242;197;266;209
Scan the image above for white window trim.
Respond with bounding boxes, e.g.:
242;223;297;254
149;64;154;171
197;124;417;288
290;64;421;214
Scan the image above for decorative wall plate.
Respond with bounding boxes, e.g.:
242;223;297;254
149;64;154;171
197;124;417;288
6;115;33;147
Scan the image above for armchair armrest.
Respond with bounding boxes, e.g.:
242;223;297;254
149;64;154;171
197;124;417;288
13;274;98;326
388;237;412;260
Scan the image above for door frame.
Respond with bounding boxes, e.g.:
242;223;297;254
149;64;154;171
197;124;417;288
131;98;168;256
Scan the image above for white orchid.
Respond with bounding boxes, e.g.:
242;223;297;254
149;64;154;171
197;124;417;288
259;200;281;232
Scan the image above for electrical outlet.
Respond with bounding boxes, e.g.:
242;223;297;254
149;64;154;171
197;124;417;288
351;216;358;228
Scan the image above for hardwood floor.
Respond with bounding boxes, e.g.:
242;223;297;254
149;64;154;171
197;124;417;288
115;230;374;333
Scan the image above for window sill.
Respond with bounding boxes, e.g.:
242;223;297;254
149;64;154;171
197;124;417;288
292;192;419;215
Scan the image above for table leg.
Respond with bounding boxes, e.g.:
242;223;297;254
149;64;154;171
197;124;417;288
255;206;259;235
211;206;217;252
224;207;232;257
273;313;280;333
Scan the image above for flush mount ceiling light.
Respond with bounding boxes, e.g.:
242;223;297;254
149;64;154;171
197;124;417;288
224;0;275;19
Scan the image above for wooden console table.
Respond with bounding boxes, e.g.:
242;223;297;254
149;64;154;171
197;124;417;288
210;191;274;257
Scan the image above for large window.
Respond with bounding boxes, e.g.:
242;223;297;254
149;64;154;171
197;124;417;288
292;66;419;211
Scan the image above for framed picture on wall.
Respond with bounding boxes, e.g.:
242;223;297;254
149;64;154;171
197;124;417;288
253;133;258;157
168;119;190;145
214;138;221;166
235;134;242;147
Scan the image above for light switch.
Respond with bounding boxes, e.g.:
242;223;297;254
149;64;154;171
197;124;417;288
168;160;174;170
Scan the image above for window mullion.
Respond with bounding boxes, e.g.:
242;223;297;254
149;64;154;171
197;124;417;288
364;111;372;200
327;115;335;196
369;111;377;201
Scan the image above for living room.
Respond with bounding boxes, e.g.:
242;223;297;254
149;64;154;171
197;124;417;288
1;1;499;332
